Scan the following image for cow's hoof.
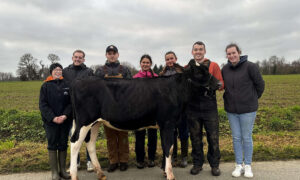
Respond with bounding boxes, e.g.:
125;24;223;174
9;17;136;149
98;174;107;180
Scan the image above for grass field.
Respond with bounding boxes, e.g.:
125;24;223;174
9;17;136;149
0;74;300;173
1;74;300;111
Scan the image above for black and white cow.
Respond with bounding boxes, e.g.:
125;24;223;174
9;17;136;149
69;63;220;180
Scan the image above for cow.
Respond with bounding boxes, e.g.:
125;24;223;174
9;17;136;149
69;62;221;180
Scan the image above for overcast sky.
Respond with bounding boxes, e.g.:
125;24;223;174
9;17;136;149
1;0;299;75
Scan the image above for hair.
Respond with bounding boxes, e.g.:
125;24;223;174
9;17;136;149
193;41;206;50
49;63;63;74
165;51;177;60
140;54;152;64
225;43;242;54
73;49;85;58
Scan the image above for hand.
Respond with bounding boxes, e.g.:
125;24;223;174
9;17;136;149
53;117;62;124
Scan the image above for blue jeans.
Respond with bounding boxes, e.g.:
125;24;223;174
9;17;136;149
227;111;256;165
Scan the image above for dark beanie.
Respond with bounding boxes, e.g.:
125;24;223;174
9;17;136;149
49;63;63;74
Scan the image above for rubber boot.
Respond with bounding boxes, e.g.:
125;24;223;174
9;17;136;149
58;151;71;179
180;140;188;168
49;150;60;180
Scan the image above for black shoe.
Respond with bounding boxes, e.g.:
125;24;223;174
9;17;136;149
148;160;155;168
211;167;221;176
190;165;203;175
107;163;118;172
136;161;144;169
120;162;128;171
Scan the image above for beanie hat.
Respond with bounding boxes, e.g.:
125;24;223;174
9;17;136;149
49;63;63;74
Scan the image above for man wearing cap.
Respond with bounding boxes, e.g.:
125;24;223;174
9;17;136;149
63;50;94;172
95;45;131;172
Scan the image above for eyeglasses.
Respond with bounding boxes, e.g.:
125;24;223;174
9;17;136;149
73;56;84;59
53;69;62;72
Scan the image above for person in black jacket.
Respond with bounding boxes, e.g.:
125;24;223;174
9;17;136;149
39;63;72;180
222;43;265;178
62;49;94;172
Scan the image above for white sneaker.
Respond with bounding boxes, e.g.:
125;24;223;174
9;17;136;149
244;165;254;178
232;164;244;177
87;161;94;172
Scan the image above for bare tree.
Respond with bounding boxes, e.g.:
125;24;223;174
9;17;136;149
121;61;138;75
48;53;60;64
0;72;14;81
17;53;40;81
39;60;49;79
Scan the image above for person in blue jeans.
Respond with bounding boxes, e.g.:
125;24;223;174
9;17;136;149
222;43;265;178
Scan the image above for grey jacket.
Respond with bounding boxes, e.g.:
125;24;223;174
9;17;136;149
221;55;265;114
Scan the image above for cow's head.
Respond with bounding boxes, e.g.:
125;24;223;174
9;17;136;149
185;60;221;92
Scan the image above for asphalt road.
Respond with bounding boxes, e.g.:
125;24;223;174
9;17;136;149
1;160;299;180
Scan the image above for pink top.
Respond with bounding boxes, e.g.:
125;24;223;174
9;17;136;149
133;70;158;78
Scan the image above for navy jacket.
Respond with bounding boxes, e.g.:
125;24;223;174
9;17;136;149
222;56;265;114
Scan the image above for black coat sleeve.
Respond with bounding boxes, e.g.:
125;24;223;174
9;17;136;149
39;83;56;123
249;63;265;98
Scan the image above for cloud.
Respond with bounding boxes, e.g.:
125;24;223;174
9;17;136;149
0;0;299;75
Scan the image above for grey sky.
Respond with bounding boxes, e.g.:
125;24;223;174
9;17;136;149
1;0;299;75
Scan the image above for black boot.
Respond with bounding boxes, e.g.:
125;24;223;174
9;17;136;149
49;150;60;180
58;151;71;179
180;140;188;168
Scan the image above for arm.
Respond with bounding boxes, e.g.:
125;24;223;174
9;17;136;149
211;62;224;90
39;84;56;123
249;63;265;98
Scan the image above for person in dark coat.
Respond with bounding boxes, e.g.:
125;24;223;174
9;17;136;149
222;43;265;178
95;45;131;172
62;49;94;172
39;63;72;180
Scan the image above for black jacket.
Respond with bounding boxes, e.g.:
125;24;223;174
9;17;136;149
222;55;265;114
62;63;94;87
39;79;72;126
95;61;132;78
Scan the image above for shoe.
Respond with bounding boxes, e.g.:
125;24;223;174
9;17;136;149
87;161;94;172
190;165;202;175
211;167;221;176
244;165;253;178
232;164;244;177
180;157;188;168
58;151;71;179
148;160;155;168
107;163;118;172
120;162;128;171
136;161;144;169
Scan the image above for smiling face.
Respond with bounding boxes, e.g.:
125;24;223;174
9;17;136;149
226;46;240;65
192;44;206;63
140;57;152;71
51;67;62;79
72;52;85;66
165;53;177;67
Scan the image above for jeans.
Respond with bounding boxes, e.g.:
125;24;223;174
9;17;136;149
227;111;256;165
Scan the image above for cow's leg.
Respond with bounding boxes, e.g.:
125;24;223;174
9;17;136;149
165;145;175;180
86;122;106;180
162;128;175;180
70;125;91;180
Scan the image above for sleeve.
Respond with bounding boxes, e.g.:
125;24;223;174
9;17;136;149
63;103;72;119
249;63;265;98
88;68;94;76
39;83;56;123
211;62;225;90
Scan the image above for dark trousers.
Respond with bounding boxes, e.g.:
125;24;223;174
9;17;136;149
44;123;71;151
173;115;189;157
135;129;157;162
186;102;220;168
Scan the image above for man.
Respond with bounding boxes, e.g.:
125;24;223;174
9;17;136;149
63;49;94;172
95;45;131;172
186;41;224;176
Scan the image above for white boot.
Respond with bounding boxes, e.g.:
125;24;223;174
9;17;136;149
244;165;253;178
232;164;244;177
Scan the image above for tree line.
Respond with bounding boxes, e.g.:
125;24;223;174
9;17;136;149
0;53;300;81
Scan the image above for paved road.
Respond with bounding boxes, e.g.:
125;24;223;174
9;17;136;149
1;160;299;180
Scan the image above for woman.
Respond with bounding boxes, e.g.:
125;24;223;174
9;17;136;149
159;51;189;168
134;54;158;169
39;63;72;180
222;43;265;178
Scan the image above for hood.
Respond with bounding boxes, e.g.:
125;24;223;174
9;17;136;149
229;55;248;68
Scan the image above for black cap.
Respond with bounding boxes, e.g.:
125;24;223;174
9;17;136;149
49;63;63;74
106;45;118;53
